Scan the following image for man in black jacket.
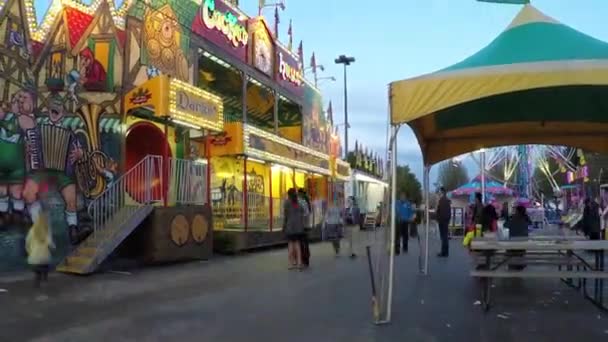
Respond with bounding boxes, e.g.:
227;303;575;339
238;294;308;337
436;187;451;257
298;188;312;267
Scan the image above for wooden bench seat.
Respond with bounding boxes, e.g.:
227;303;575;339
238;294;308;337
473;257;587;266
471;270;608;279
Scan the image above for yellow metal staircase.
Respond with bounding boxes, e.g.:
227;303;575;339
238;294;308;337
56;155;163;275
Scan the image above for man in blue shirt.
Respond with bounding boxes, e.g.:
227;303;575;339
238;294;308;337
395;192;414;254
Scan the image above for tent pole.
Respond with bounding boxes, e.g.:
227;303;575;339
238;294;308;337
481;149;486;203
386;124;399;323
423;164;431;275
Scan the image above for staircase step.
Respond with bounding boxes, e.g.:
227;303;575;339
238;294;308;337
55;263;87;275
66;255;93;266
57;205;153;275
74;247;98;257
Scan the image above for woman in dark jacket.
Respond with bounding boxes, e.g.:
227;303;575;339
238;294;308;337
284;188;305;270
504;205;530;270
504;205;530;238
583;198;601;240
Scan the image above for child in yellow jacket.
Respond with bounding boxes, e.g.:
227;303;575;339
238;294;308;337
25;210;54;287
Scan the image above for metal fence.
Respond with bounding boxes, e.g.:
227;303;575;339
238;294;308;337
167;158;208;205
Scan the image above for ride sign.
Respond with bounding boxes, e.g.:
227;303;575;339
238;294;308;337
278;51;303;86
201;0;248;47
194;0;248;61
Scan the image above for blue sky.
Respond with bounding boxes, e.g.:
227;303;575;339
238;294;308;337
33;0;608;181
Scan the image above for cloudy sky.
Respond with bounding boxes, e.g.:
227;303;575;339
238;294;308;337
34;0;608;181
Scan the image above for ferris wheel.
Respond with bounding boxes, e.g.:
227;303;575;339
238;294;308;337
460;145;585;200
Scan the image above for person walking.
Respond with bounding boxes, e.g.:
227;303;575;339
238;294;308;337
395;192;414;255
298;188;312;268
283;188;305;270
436;187;451;257
323;202;343;255
25;209;54;288
583;197;601;240
473;192;484;236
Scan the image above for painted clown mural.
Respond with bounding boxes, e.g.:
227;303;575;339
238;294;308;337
0;0;123;271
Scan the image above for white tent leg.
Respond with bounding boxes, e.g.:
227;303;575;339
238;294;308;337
423;165;431;275
386;124;399;323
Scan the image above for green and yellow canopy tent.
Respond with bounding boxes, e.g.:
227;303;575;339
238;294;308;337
390;4;608;166
377;5;608;309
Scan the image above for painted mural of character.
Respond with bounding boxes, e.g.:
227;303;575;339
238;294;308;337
143;4;189;80
66;69;81;105
95;157;118;191
22;93;92;245
0;98;27;226
227;176;238;206
79;47;107;92
310;101;322;149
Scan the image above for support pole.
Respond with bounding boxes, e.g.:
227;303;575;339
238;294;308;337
423;165;430;275
481;149;486;203
269;164;273;232
244;157;248;231
386;124;399;323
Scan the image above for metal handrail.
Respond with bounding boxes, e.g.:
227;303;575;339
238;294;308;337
87;155;163;242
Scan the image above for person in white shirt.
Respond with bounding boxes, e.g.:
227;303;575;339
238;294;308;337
324;203;344;255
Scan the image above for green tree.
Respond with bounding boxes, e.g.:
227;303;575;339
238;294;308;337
436;160;469;192
396;165;422;205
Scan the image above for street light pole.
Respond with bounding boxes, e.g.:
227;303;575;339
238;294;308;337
335;55;355;160
335;54;355;258
342;63;348;159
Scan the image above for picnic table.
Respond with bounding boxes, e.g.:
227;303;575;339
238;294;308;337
470;238;608;312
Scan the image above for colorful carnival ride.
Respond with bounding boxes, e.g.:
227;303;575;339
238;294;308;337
457;145;589;226
0;0;349;274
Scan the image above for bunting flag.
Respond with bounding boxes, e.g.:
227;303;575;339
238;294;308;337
327;101;333;125
297;41;304;69
310;52;317;70
287;19;293;50
274;7;280;38
258;0;266;15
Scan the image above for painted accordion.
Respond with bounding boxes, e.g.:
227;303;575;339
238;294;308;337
25;124;74;175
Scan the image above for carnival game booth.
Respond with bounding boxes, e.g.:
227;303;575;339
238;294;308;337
448;175;515;235
346;170;388;228
380;4;608;322
206;120;336;252
449;175;515;209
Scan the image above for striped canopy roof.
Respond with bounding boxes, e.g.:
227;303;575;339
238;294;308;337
390;5;608;165
449;175;514;197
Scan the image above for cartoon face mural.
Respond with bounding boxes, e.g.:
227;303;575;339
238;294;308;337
143;4;189;80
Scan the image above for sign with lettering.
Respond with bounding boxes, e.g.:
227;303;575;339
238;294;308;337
275;45;303;96
176;90;219;121
278;52;302;85
337;163;350;178
208;122;243;156
249;133;329;170
192;0;248;61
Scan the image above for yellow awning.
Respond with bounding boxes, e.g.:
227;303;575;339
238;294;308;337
389;5;608;165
